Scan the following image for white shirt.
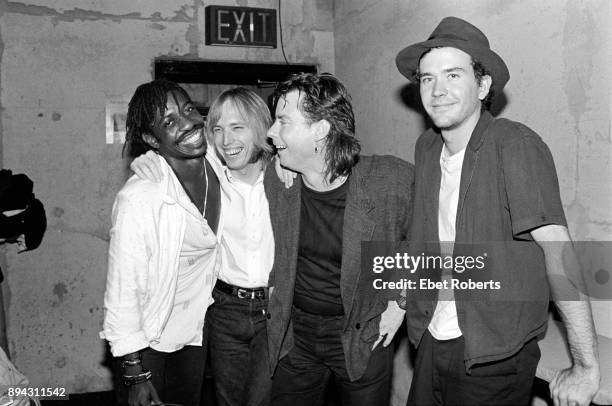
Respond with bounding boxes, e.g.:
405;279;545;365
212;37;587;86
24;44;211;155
428;144;464;340
217;167;274;288
154;168;220;351
101;154;223;356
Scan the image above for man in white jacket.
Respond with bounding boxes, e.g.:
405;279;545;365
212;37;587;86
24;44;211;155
101;79;222;406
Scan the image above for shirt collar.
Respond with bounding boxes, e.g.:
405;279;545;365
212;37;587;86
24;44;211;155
223;166;265;186
466;110;494;152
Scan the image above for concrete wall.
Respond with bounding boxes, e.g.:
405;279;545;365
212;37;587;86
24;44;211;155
0;0;334;392
335;1;610;404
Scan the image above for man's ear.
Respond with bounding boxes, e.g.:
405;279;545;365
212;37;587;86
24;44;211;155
478;75;493;101
142;133;159;149
313;119;331;142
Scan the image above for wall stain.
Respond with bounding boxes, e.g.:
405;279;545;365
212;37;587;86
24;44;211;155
566;199;591;239
172;4;192;21
335;1;378;28
147;22;166;30
562;4;598;201
53;282;68;303
185;20;200;55
5;2;192;23
52;112;61;121
55;356;67;368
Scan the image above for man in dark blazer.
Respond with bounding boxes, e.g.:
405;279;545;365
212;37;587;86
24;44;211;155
265;72;414;406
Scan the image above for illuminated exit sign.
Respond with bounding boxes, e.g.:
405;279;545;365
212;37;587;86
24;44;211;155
205;6;277;48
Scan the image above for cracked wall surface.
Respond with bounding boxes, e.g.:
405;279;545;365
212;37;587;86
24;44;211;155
0;0;333;392
335;0;611;244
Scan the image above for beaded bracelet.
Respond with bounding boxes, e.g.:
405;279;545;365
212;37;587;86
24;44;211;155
123;369;152;386
121;358;142;368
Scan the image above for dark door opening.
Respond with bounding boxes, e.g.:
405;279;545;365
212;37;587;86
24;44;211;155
154;59;317;116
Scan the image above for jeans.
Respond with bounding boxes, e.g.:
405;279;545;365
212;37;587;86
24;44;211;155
207;287;271;406
271;307;393;406
407;330;540;406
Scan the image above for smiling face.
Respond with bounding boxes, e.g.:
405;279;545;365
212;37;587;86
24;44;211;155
418;47;491;136
267;90;320;174
211;101;261;175
144;90;207;160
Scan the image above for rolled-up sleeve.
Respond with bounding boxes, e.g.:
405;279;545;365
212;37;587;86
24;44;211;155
501;127;567;239
100;192;151;357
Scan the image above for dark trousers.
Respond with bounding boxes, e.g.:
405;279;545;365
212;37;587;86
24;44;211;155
207;287;271;406
140;344;207;406
271;307;393;406
407;330;540;406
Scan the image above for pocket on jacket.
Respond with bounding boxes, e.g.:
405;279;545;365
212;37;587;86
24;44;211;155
359;314;381;344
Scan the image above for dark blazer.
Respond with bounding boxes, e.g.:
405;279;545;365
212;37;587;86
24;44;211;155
264;155;414;381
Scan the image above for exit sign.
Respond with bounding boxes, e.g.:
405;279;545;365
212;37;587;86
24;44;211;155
205;6;277;48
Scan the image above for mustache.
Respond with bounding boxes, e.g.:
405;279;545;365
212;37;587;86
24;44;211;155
176;122;205;144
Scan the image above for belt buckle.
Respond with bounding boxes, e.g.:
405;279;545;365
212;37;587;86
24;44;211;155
237;289;254;299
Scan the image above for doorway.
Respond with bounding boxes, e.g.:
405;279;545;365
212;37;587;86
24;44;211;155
154;59;317;116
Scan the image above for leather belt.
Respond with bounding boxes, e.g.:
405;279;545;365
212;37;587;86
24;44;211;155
215;279;267;300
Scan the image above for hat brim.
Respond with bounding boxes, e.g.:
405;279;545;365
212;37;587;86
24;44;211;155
396;38;510;96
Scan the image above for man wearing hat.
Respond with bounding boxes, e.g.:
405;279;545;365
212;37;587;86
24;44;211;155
396;17;599;406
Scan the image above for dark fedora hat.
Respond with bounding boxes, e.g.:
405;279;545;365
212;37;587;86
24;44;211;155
396;16;509;96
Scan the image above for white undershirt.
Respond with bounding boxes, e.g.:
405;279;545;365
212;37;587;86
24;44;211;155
428;143;465;340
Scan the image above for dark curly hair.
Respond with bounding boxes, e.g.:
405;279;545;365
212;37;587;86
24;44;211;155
272;72;361;183
123;79;191;158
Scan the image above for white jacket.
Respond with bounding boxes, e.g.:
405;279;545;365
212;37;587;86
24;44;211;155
100;155;221;357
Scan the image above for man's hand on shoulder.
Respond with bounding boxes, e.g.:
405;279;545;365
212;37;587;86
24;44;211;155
274;155;296;188
130;151;162;183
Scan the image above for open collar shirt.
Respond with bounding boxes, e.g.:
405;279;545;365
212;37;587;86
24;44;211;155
102;154;223;356
217;166;274;288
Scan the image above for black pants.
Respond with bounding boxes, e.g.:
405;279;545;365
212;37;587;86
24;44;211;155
407;330;540;406
207;287;271;406
271;307;393;406
140;345;207;406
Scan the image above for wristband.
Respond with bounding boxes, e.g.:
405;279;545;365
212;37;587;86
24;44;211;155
121;358;142;368
123;369;152;386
